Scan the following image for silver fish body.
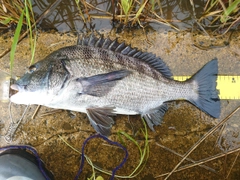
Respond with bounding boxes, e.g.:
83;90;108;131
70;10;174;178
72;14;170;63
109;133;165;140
10;34;220;135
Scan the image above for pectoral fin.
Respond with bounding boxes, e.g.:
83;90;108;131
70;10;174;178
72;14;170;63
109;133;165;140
86;107;116;136
142;103;168;131
77;69;131;97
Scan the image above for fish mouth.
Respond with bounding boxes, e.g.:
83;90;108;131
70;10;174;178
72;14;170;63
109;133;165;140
10;84;21;97
10;84;19;91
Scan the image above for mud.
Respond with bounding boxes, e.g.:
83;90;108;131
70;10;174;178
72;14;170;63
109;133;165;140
0;29;240;179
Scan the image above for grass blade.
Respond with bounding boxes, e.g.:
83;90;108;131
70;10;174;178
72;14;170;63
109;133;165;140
121;0;130;15
221;0;240;22
0;16;12;25
24;0;37;65
10;9;24;75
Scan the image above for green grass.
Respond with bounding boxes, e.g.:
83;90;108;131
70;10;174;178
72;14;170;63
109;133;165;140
0;0;36;75
200;0;240;33
74;0;239;33
9;10;23;74
24;0;37;65
117;118;149;178
220;0;240;23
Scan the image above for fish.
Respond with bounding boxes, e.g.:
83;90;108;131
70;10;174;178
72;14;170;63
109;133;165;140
10;34;221;136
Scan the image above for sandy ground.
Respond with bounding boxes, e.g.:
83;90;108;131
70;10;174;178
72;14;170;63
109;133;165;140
0;29;240;179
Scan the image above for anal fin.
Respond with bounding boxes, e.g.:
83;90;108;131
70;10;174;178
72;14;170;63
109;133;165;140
142;103;168;131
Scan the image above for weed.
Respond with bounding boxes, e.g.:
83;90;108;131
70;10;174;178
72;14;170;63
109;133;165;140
200;0;240;33
0;0;36;74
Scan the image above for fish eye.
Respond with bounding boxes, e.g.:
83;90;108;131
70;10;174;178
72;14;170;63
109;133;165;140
28;65;37;73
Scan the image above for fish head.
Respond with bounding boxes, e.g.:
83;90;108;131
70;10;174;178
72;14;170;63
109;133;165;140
10;60;51;105
10;56;69;105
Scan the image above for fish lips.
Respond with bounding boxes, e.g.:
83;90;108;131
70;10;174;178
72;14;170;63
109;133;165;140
10;84;20;91
9;84;19;98
10;84;26;92
10;83;28;98
10;84;32;105
10;84;23;103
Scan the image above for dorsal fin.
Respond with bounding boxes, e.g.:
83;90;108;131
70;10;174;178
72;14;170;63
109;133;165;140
77;33;173;78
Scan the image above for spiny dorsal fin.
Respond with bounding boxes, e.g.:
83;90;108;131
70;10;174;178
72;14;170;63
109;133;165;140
77;33;173;78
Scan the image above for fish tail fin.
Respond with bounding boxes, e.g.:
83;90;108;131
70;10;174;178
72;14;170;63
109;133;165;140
187;58;220;118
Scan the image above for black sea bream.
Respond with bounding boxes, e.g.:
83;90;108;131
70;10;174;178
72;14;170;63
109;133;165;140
10;34;220;136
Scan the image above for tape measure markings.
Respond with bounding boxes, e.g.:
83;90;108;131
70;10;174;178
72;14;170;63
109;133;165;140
173;75;240;100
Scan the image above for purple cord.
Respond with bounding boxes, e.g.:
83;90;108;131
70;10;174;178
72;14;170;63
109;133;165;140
74;134;128;180
0;145;51;180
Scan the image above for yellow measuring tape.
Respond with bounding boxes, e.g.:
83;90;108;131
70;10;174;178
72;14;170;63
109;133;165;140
173;76;240;100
